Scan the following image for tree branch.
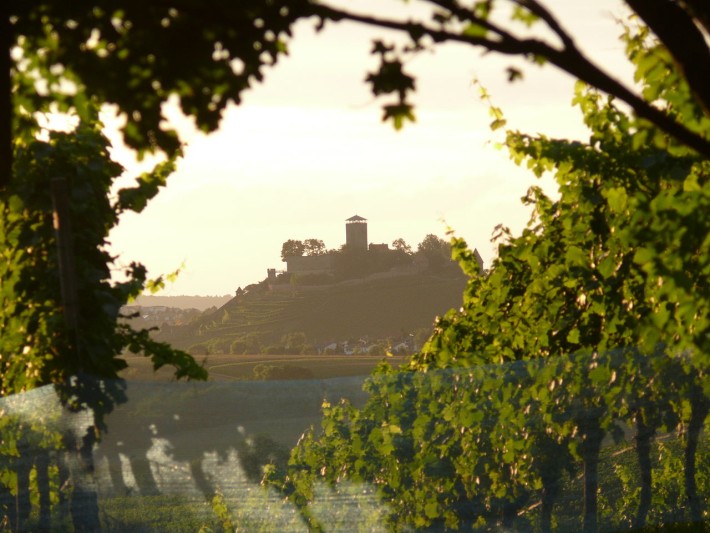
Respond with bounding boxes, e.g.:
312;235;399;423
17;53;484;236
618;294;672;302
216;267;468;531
512;0;575;49
426;0;510;41
679;0;710;35
311;1;710;159
625;0;710;117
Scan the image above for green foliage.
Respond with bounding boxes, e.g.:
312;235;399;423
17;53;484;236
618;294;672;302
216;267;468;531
271;23;710;533
600;437;710;528
12;1;313;159
366;41;416;130
204;490;235;533
6;2;710;530
7;1;710;174
229;332;263;355
0;112;208;528
0;113;206;400
0;390;71;531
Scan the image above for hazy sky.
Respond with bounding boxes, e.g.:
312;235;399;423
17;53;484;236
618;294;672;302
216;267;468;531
105;0;632;296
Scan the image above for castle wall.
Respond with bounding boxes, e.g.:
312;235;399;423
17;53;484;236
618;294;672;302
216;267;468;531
285;254;334;274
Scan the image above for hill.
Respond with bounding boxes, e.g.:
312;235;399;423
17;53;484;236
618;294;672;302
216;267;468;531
151;270;467;355
131;294;232;311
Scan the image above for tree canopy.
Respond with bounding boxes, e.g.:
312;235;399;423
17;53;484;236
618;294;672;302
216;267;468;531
391;238;412;255
416;234;454;272
304;238;326;256
281;239;307;261
281;238;327;261
5;1;312;183
1;109;207;390
5;1;710;187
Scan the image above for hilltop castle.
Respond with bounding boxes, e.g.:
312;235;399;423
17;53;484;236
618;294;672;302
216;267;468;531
270;215;483;281
281;215;390;275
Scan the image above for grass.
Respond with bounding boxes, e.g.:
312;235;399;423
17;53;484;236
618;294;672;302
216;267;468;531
100;495;216;533
95;483;391;533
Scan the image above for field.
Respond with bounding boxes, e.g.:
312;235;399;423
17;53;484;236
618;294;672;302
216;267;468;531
11;354;708;533
120;353;410;382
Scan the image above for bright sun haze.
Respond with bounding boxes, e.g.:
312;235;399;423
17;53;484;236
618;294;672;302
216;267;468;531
106;0;631;296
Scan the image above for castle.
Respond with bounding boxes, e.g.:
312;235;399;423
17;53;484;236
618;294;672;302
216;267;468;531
270;215;483;280
281;215;382;275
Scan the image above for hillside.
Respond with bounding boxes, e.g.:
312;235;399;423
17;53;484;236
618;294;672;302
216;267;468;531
131;294;232;311
152;270;467;355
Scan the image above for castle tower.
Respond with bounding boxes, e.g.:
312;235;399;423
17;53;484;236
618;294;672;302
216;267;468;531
345;215;368;252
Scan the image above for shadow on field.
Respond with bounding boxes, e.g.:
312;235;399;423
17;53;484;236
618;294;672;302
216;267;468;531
94;377;369;500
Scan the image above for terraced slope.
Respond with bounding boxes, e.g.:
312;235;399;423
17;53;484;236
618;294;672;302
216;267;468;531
155;271;467;353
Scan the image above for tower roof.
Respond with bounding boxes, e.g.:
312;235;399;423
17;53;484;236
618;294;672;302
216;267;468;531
346;214;367;222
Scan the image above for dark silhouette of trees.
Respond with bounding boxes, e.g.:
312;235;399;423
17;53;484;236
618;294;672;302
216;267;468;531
416;234;454;272
281;239;306;261
304;238;326;256
281;238;326;260
391;238;412;255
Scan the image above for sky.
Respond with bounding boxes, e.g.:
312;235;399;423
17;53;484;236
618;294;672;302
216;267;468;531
105;0;633;296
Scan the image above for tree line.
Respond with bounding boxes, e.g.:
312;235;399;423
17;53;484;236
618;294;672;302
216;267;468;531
281;234;451;259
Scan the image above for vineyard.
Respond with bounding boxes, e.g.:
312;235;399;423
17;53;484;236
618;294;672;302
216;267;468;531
3;1;710;531
154;272;467;355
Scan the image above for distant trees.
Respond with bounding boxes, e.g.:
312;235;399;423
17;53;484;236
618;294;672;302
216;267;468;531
304;239;327;256
281;239;326;261
1;113;208;405
416;234;449;256
252;363;314;380
281;239;306;260
391;238;412;255
281;233;459;278
229;332;263;355
281;331;310;355
416;234;454;272
229;331;313;355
